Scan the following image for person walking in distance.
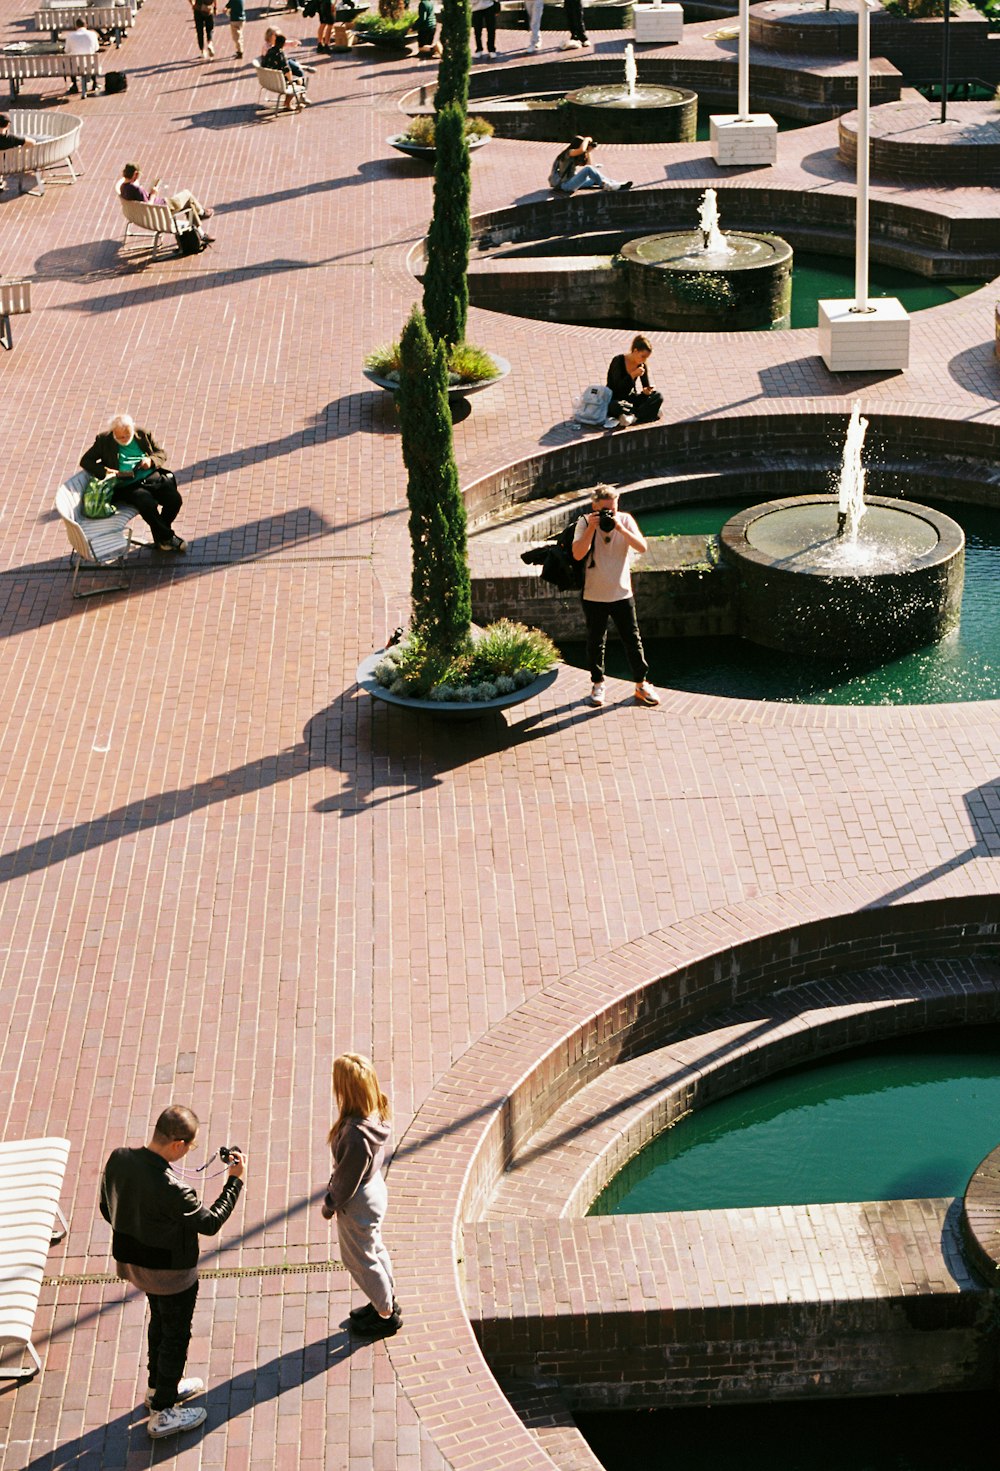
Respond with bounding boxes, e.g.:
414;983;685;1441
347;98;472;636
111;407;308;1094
562;0;589;48
321;1054;401;1338
99;1105;246;1441
190;0;217;59
572;485;661;708
224;0;245;57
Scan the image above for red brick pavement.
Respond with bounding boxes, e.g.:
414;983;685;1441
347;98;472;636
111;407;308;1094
1;0;1000;1466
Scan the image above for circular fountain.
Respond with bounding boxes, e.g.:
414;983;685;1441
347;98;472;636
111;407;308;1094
564;42;697;143
619;188;794;330
720;406;966;661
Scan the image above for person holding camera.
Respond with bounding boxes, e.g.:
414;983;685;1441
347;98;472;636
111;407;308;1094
321;1054;400;1339
548;135;632;193
99;1106;246;1441
572;486;660;708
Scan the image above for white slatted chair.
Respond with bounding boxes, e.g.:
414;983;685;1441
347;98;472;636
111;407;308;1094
118;195;193;255
0;278;31;351
0;1137;70;1382
0;109;83;195
0;51;101;100
56;468;149;597
252;58;304;114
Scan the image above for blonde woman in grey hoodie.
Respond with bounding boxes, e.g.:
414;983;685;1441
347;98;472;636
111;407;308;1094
321;1053;400;1338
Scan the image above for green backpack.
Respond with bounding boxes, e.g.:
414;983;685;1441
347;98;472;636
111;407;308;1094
82;477;118;520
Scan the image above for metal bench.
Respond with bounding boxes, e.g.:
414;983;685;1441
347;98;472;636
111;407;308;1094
252;58;306;114
0;1137;70;1382
56;468;150;597
0;278;31;350
35;3;136;45
118;193;194;255
0;108;83;195
0;51;101;100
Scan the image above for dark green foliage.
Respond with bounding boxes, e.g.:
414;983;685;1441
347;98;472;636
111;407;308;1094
398;307;471;669
435;0;471;113
423;101;470;350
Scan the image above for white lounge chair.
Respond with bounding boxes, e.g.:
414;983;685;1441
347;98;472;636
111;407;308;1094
56;468;150;597
0;1137;70;1382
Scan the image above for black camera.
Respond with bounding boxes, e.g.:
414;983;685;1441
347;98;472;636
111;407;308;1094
598;508;616;533
219;1145;242;1164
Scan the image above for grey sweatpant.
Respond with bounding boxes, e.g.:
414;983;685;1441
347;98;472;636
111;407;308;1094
337;1173;395;1315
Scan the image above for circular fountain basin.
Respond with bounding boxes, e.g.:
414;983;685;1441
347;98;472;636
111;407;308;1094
564;83;697;143
720;495;965;660
619;230;793;330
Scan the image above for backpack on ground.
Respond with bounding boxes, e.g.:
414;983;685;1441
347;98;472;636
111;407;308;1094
520;518;590;593
572;384;612;426
104;71;127;93
177;226;205;256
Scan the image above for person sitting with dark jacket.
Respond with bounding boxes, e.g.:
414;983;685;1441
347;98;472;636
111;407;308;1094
605;333;664;429
261;31;310;109
80;413;187;553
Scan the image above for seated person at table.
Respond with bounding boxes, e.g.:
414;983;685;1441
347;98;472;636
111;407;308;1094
118;162;215;241
0;113;40;192
80;413;187;553
64;17;100;96
604;334;663;429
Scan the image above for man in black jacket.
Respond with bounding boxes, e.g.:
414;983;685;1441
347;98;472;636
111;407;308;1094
80;413;186;553
100;1105;246;1441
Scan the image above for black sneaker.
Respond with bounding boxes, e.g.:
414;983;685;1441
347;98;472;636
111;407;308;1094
352;1307;402;1339
349;1299;400;1322
619;180;634;191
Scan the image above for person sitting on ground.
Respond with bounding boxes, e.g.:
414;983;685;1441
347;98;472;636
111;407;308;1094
118;163;215;242
548;135;631;193
261;30;310;107
604;333;663;429
80;413;187;554
64;16;100;96
0;113;41;193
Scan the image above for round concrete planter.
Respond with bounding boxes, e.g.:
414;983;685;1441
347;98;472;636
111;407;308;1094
362;353;511;399
387;132;492;160
357;650;558;717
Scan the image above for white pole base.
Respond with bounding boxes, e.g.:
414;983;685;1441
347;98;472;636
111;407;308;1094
818;297;910;372
632;3;684;42
709;113;778;166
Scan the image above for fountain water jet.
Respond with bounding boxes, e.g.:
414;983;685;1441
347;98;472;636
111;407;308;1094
719;412;966;662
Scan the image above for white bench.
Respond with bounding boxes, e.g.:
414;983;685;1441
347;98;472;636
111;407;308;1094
0;109;83;195
0;278;31;350
35;4;135;45
0;1137;70;1382
0;50;101;100
119;194;194;254
56;468;150;597
252;58;306;114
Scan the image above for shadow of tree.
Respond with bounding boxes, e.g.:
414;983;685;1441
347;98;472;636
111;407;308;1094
947;338;1000;405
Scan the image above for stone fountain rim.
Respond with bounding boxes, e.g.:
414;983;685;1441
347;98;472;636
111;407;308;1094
720;494;965;579
619;229;794;270
563;81;698;107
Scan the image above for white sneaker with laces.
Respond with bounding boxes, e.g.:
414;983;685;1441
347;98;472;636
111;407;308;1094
635;682;660;708
148;1405;208;1440
588;683;606;707
145;1376;205;1410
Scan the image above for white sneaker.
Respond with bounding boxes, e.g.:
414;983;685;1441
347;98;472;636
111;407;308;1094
635;682;660;708
602;416;619;430
475;48;485;58
144;1376;205;1411
488;50;497;60
207;40;215;55
618;412;636;428
588;683;606;707
529;39;541;50
561;37;582;48
148;1405;208;1440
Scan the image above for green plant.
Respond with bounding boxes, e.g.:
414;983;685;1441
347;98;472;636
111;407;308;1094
398;306;471;680
672;272;736;309
465;621;558;683
423;101;470;350
435;0;471;113
372;623;558;700
351;7;415;36
401;114;493;147
365;339;498;384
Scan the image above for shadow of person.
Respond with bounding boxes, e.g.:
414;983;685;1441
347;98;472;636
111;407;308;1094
946;338;1000;404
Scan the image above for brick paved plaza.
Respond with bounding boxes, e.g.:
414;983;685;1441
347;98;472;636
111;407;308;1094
1;0;1000;1466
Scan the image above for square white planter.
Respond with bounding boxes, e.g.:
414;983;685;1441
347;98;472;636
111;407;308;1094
818;297;910;372
709;113;778;166
633;3;684;43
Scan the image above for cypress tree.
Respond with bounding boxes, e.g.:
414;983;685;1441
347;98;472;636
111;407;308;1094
423;100;470;350
398;306;471;664
435;0;471;113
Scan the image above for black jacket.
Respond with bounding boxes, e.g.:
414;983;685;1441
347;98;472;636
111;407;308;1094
80;428;168;482
100;1147;243;1270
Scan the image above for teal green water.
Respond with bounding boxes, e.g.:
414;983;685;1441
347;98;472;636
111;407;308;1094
559;498;1000;704
576;1392;995;1471
589;1029;1000;1215
786;253;981;329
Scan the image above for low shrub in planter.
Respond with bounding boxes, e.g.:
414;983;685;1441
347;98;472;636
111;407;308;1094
372;621;559;700
351;7;416;38
401;114;494;147
365;339;500;385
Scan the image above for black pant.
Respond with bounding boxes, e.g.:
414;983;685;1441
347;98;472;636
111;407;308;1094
114;470;182;545
583;596;648;684
473;3;497;50
608;390;664;423
194;12;215;47
564;0;588;42
147;1280;198;1411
